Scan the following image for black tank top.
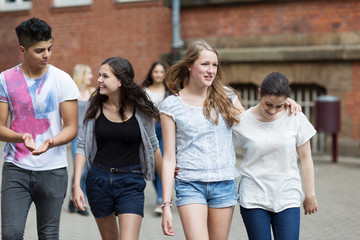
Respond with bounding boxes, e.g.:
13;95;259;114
93;108;141;168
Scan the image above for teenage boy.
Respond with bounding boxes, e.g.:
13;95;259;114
0;17;80;239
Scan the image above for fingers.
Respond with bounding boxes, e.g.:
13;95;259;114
304;207;318;215
162;210;175;236
31;138;54;155
162;220;175;236
72;192;86;211
289;104;297;115
22;133;36;152
174;167;179;177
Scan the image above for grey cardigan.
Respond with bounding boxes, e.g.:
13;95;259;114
76;108;159;181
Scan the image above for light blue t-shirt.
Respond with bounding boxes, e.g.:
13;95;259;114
160;90;239;182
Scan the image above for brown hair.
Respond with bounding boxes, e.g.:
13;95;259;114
165;40;239;127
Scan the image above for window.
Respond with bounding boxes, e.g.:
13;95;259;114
53;0;92;8
115;0;154;2
0;0;31;12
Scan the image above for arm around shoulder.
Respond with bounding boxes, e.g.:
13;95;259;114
234;98;245;115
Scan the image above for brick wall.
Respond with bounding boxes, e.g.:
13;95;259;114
181;0;360;40
0;0;172;83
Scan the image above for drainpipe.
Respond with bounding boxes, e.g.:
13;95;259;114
171;0;183;64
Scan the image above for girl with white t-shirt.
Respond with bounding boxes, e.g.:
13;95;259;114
142;61;170;215
233;72;318;240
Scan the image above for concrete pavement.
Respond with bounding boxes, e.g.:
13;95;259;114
0;142;359;239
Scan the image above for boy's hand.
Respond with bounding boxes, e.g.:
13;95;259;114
32;138;54;155
22;133;36;152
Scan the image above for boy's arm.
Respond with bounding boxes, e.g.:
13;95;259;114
0;102;40;151
0;102;22;142
32;99;78;155
54;99;78;146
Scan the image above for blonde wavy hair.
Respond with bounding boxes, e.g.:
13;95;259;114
165;40;239;127
72;64;92;93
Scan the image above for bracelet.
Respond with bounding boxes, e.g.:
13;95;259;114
161;201;172;209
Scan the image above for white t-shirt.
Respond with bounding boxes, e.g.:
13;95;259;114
0;65;80;171
144;87;166;109
232;107;316;212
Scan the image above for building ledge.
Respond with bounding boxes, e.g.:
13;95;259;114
216;45;360;62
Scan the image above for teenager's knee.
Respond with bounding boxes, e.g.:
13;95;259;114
37;227;59;240
2;226;25;240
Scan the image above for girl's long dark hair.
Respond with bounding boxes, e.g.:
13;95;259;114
84;57;160;122
141;61;171;98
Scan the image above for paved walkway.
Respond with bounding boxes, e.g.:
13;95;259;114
0;143;359;239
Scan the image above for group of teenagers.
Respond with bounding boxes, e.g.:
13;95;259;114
0;17;318;240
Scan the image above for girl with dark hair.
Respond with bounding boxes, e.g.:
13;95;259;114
72;57;162;239
142;61;170;216
233;72;318;240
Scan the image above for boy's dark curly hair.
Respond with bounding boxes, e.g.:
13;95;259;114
15;17;53;49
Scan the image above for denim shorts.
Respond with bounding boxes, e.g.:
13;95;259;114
86;164;146;218
174;179;238;208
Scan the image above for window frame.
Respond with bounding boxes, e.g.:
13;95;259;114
52;0;92;8
115;0;154;3
0;0;31;12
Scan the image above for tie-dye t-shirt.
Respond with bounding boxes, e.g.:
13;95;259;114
0;65;80;171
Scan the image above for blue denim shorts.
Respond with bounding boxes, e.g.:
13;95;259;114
86;164;146;218
174;179;238;208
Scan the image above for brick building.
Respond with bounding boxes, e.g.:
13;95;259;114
1;0;359;156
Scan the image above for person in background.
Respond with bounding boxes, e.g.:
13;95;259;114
0;17;79;239
68;64;95;216
72;57;162;239
232;72;318;240
142;61;170;216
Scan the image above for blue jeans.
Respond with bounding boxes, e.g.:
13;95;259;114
1;162;67;240
240;206;300;240
152;122;163;204
71;138;87;199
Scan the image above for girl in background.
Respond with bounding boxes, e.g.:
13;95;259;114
69;64;95;216
142;61;170;216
